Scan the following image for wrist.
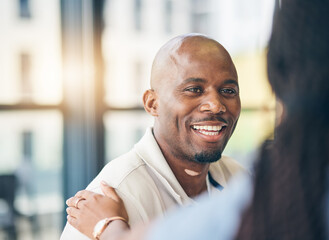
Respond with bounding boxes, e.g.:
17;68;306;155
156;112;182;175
93;216;128;240
100;219;131;240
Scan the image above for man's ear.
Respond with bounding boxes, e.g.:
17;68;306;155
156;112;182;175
143;89;159;116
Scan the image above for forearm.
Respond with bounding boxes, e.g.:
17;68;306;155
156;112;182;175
100;220;130;240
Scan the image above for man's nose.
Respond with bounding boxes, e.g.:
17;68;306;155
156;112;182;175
199;93;226;114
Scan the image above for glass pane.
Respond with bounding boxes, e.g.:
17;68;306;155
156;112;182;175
223;109;276;169
0;110;63;239
104;110;154;162
0;0;62;105
233;51;276;109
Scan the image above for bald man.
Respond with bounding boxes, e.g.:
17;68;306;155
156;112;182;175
60;33;245;240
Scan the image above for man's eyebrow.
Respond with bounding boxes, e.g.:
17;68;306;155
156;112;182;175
223;79;239;86
182;78;207;84
181;78;239;87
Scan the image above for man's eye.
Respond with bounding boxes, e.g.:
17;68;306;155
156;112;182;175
186;87;202;93
220;88;237;95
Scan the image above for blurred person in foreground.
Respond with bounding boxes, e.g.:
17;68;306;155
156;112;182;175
61;33;246;240
65;0;329;239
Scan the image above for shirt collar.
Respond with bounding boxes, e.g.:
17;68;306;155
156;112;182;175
134;128;190;204
134;127;228;203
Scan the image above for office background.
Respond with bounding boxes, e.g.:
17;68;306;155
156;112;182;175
0;0;276;239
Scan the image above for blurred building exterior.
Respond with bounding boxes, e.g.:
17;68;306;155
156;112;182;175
0;0;275;239
0;0;63;239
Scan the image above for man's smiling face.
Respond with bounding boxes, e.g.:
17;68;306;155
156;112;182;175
152;36;241;164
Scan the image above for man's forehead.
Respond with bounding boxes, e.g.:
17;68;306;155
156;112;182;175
168;39;233;70
170;47;238;81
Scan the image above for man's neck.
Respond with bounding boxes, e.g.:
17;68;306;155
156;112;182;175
152;128;210;198
165;155;210;198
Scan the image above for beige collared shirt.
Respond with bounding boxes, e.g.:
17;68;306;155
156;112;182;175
60;127;245;240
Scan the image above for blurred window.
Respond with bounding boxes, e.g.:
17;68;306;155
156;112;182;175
134;0;142;31
22;131;33;159
20;53;32;102
19;0;31;18
0;0;63;238
165;0;173;34
190;0;210;33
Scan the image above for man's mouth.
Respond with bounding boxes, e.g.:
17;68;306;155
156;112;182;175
191;125;226;136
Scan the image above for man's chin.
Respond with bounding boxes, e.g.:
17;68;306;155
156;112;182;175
192;151;222;163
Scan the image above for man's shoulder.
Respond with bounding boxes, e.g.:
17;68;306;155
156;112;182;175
87;149;147;191
86;148;168;225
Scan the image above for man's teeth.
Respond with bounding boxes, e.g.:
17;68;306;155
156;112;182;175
193;125;222;131
192;125;223;135
199;131;219;136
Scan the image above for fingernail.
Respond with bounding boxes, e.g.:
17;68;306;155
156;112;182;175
101;180;107;185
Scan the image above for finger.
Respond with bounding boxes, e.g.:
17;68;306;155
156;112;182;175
66;196;80;207
66;206;80;218
101;181;120;202
75;190;94;199
67;206;83;218
66;196;85;208
66;197;75;207
67;215;78;228
67;214;93;239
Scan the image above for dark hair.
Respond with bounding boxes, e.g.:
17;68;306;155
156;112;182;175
235;0;329;239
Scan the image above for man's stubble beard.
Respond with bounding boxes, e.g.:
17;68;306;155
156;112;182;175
193;150;222;163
